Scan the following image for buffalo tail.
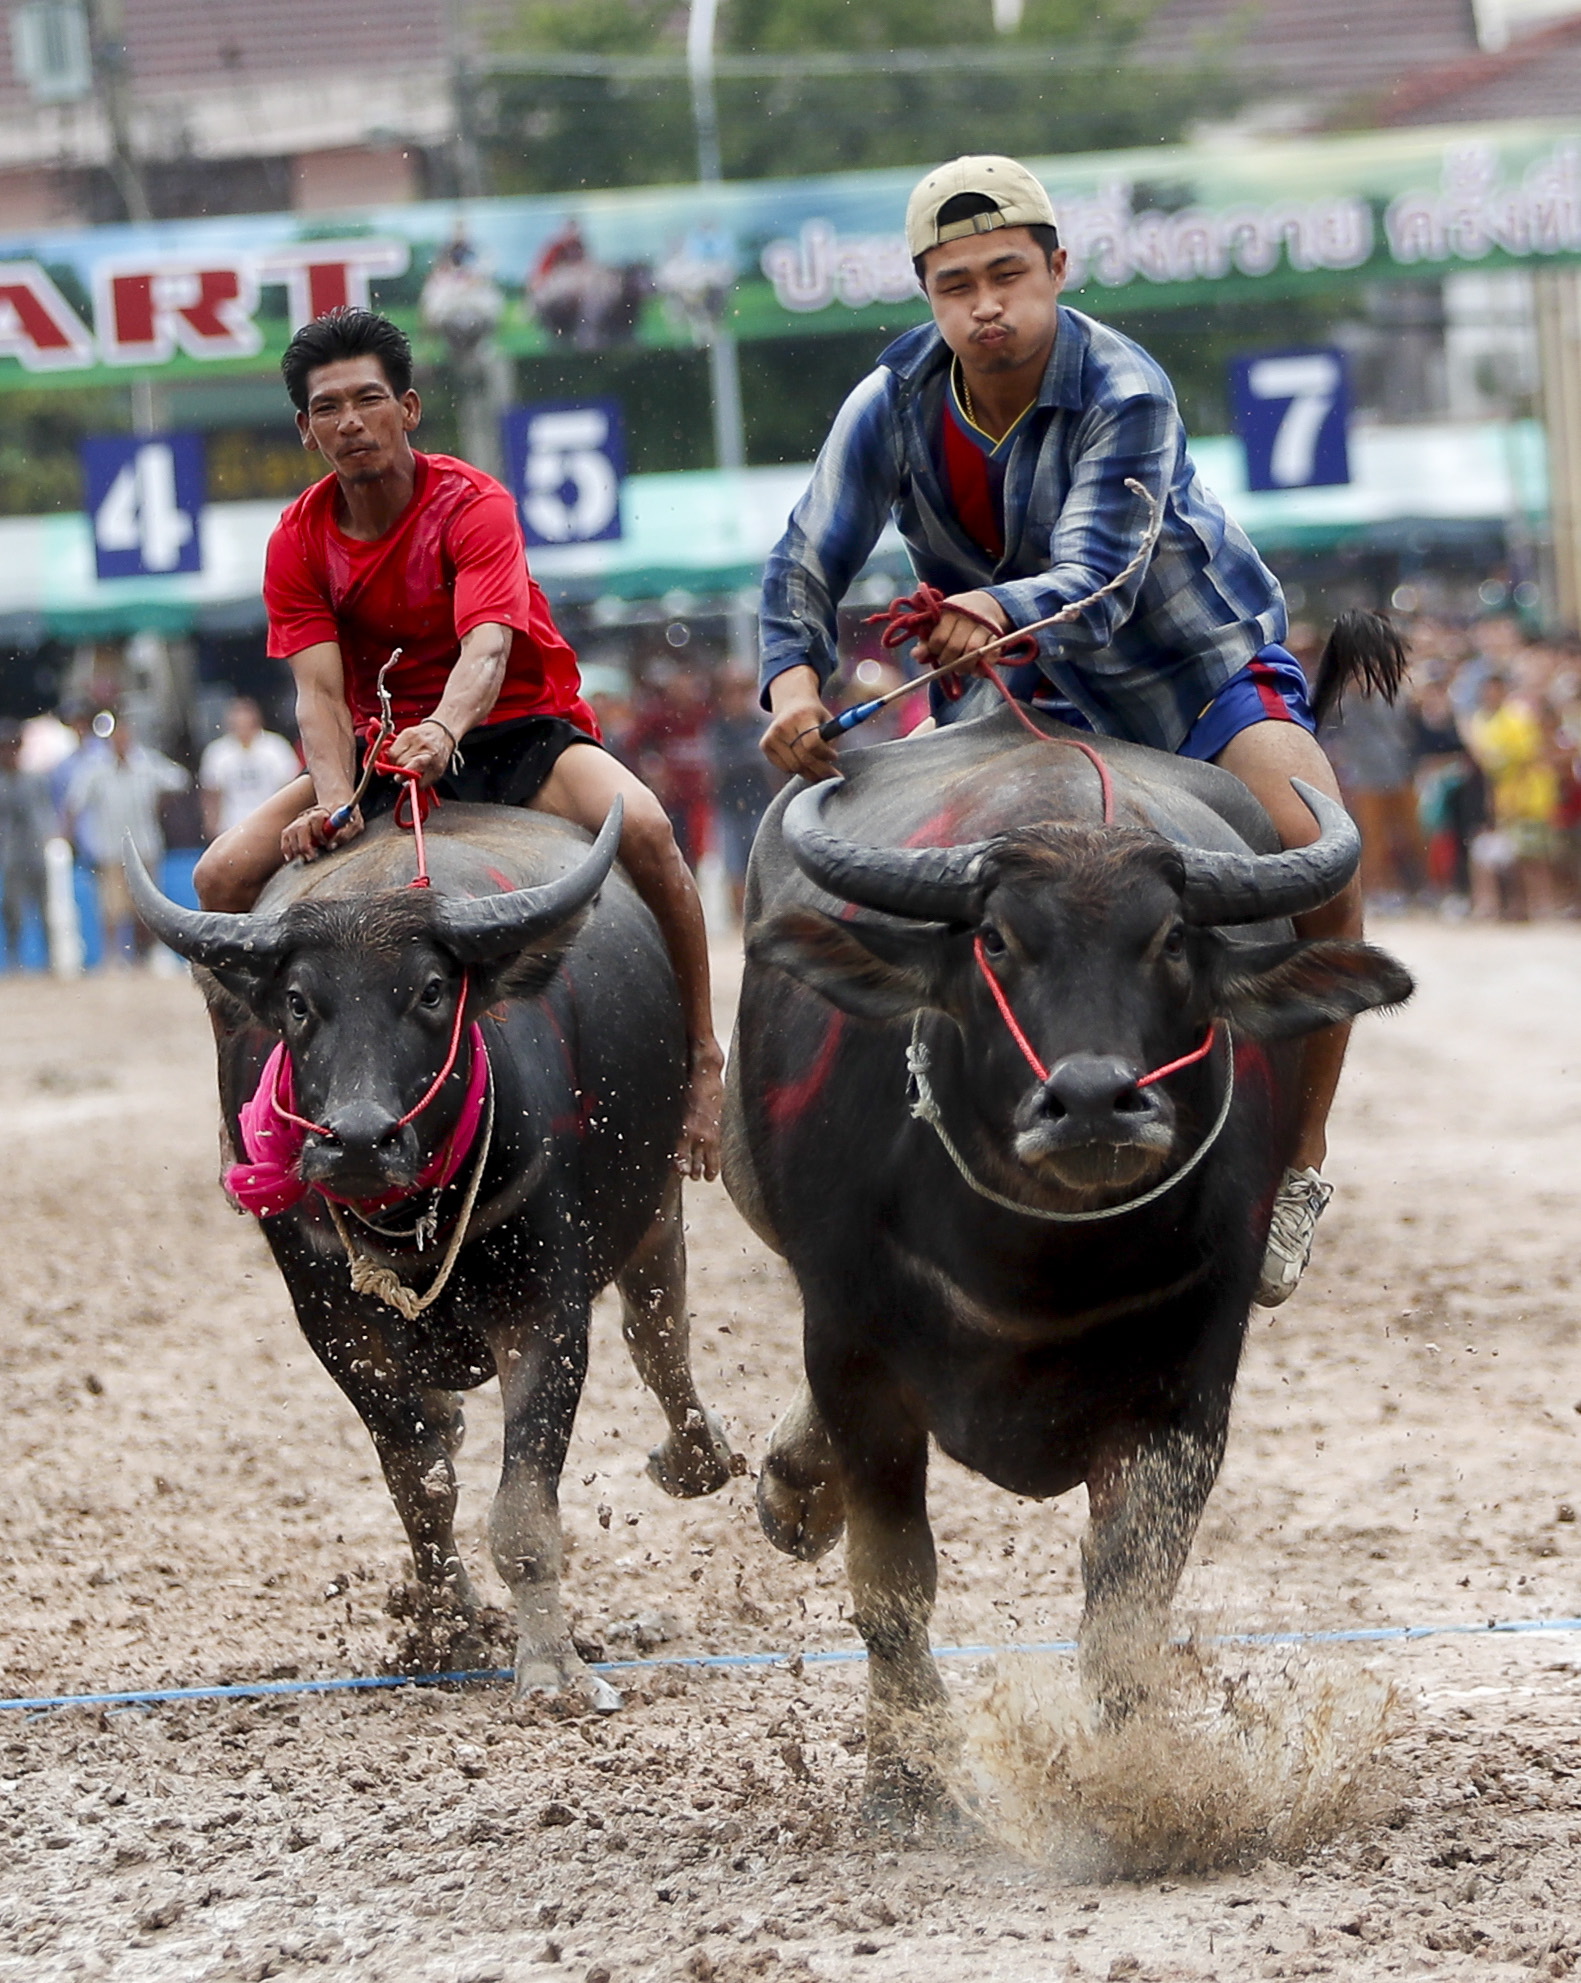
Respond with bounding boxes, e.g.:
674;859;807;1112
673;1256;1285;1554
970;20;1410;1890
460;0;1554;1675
1309;610;1409;727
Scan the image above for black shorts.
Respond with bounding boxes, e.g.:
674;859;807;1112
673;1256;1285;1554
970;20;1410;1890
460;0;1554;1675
360;715;601;821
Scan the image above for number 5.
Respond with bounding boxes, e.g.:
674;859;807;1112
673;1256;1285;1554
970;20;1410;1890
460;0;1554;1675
1247;353;1340;488
522;408;618;543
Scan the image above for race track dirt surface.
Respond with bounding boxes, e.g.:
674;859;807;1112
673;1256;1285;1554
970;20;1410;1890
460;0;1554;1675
2;920;1580;1982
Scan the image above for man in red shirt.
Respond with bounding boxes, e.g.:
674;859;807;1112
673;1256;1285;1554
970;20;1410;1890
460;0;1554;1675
194;308;723;1177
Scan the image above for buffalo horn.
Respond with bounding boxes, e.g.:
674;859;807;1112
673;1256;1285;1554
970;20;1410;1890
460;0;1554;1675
782;779;994;923
432;795;624;961
1178;780;1360;926
123;838;291;970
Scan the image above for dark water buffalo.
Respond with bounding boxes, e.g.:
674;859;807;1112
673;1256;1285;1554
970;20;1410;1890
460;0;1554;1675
724;700;1412;1822
130;802;733;1711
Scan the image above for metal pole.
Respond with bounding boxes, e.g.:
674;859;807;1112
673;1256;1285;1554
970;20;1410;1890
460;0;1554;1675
446;0;485;199
84;6;164;436
688;0;746;475
85;0;150;222
1535;267;1581;632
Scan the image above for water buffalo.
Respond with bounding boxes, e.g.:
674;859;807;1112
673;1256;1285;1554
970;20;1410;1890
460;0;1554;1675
724;699;1412;1823
130;801;734;1711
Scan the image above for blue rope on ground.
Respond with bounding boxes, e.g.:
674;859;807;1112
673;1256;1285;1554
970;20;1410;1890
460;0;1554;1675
5;1614;1581;1718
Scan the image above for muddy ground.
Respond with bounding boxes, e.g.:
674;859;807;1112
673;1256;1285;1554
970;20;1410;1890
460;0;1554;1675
1;920;1579;1982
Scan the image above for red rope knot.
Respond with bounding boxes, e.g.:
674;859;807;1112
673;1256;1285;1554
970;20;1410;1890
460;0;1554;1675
360;716;440;888
863;586;1041;702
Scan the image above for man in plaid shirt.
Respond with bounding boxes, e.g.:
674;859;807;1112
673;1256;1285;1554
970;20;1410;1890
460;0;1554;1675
758;154;1358;1307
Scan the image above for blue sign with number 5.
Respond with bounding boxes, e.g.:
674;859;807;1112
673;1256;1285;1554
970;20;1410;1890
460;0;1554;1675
81;432;205;579
503;400;625;548
1228;348;1350;493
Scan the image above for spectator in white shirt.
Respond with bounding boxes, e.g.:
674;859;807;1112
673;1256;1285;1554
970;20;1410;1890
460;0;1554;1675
66;714;189;966
199;697;300;842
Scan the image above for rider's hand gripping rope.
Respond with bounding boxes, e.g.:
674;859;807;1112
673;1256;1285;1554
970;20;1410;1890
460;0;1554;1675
326;647;403;836
814;478;1164;744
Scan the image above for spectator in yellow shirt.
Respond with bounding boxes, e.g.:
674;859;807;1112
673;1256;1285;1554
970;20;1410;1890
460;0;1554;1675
1464;673;1558;919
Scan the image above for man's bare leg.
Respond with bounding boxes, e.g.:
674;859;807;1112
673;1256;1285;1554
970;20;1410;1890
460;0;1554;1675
532;744;724;1182
1214;721;1360;1305
194;775;315;912
1213;721;1360;1171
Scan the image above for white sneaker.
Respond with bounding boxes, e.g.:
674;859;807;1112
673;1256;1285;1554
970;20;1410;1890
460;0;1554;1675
1256;1166;1334;1308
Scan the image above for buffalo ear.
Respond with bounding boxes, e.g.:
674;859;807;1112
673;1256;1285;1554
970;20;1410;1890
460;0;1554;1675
1210;935;1414;1041
750;908;948;1022
192;959;280;1026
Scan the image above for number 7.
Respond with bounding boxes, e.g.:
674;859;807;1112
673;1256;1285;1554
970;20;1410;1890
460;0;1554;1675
1247;353;1341;488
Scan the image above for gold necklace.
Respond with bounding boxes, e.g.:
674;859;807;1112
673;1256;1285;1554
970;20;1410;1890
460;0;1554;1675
956;360;1031;443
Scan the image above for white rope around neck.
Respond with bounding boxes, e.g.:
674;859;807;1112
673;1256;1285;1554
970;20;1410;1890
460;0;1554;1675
324;1066;496;1321
905;1015;1235;1224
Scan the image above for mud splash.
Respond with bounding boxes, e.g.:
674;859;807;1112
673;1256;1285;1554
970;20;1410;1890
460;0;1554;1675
955;1640;1401;1877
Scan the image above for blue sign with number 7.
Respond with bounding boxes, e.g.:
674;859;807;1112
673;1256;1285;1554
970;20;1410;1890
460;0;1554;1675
1228;347;1350;494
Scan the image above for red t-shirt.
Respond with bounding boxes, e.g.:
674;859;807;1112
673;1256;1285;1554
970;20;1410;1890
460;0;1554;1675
263;452;599;740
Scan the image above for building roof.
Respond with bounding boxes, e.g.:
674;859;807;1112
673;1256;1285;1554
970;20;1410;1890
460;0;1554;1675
0;0;516;172
1137;0;1481;117
1375;14;1581;122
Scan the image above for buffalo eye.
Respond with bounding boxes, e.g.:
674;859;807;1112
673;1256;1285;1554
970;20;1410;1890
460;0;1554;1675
284;988;310;1023
1162;923;1187;960
419;977;446;1010
979;926;1007;959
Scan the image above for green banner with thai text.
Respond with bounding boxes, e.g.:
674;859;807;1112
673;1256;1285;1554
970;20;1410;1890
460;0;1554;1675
0;119;1576;391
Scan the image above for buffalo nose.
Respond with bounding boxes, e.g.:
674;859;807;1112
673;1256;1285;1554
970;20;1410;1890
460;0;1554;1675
1039;1055;1159;1132
319;1100;402;1156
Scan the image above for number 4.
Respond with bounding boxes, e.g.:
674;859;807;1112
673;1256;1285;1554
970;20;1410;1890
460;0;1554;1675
95;443;194;571
1247;354;1341;488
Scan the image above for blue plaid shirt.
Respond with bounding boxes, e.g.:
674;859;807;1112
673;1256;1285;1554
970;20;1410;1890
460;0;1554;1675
758;310;1287;755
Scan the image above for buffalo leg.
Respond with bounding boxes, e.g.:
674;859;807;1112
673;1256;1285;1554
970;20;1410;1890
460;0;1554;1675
295;1310;481;1631
1078;1409;1229;1721
615;1179;734;1498
487;1299;621;1713
826;1389;953;1826
757;1379;845;1561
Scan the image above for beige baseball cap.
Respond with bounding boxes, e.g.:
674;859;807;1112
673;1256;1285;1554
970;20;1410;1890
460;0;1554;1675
905;155;1058;261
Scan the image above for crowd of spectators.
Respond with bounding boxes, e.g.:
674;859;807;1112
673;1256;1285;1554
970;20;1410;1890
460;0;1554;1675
0;694;298;970
1;600;1573;973
1311;610;1581;922
588;659;778;920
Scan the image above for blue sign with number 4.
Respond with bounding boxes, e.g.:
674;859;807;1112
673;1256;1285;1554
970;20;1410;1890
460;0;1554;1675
1228;348;1350;494
81;433;206;580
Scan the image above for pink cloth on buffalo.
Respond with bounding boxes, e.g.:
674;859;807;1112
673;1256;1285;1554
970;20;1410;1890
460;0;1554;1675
225;1026;489;1219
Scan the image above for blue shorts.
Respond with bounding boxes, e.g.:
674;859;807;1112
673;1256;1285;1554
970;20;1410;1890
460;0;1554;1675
951;645;1316;761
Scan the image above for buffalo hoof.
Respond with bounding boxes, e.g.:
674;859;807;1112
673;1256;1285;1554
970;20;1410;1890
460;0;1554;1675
860;1762;978;1843
646;1408;737;1499
755;1454;845;1562
513;1652;623;1715
386;1587;503;1677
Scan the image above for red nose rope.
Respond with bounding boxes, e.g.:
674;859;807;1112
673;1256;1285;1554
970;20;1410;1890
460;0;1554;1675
971;934;1218;1091
224;658;501;1319
263;722;459;1147
867;584;1210;1095
866;582;1213;1085
267;971;472;1142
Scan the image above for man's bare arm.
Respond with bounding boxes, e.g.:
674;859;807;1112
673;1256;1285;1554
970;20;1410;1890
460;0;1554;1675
283;641;360;863
384;622;512;788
